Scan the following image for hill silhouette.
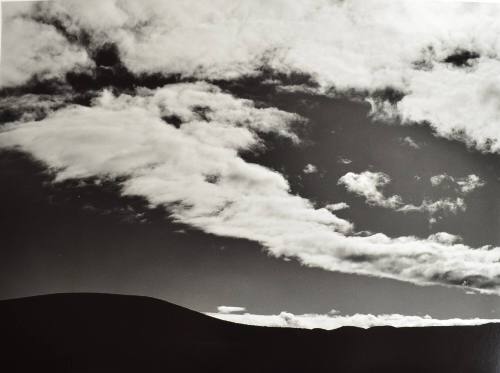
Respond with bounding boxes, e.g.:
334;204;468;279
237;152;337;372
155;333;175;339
1;293;499;372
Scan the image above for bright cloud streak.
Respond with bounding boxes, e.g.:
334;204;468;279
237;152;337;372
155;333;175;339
217;306;247;314
207;309;500;330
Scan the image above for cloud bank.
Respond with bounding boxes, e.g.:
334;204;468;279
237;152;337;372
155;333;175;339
6;0;500;155
207;309;500;330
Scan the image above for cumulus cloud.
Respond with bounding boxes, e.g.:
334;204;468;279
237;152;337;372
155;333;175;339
338;171;402;209
217;306;246;314
303;163;318;174
207;309;500;330
3;85;500;294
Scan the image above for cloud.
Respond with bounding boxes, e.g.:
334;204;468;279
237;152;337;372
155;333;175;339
217;306;246;314
428;232;462;245
392;62;500;153
207;309;500;330
401;136;420;149
338;171;402;209
430;174;451;187
3;0;500;160
337;157;353;165
303;164;317;174
4;85;500;294
5;0;500;157
398;197;466;219
325;202;350;212
6;0;500;161
456;174;485;194
0;94;72;123
339;170;470;221
430;173;485;194
1;6;92;88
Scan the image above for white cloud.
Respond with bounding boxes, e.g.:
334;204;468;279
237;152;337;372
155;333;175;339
217;306;246;314
339;170;470;221
303;163;317;174
338;171;402;209
3;85;500;294
430;174;451;186
398;197;466;216
457;174;485;194
4;0;500;159
393;63;500;153
1;7;92;88
428;232;462;245
337;157;352;165
6;0;500;157
401;136;420;149
207;309;500;330
430;173;485;194
4;0;500;156
325;202;349;212
23;0;487;90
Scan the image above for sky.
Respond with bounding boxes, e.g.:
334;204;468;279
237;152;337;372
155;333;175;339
3;0;500;328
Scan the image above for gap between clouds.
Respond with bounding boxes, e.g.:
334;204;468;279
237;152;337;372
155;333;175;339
3;83;500;294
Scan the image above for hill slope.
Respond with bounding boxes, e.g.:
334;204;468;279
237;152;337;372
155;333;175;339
1;293;499;372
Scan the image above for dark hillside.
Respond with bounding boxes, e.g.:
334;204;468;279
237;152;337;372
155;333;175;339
1;293;499;372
